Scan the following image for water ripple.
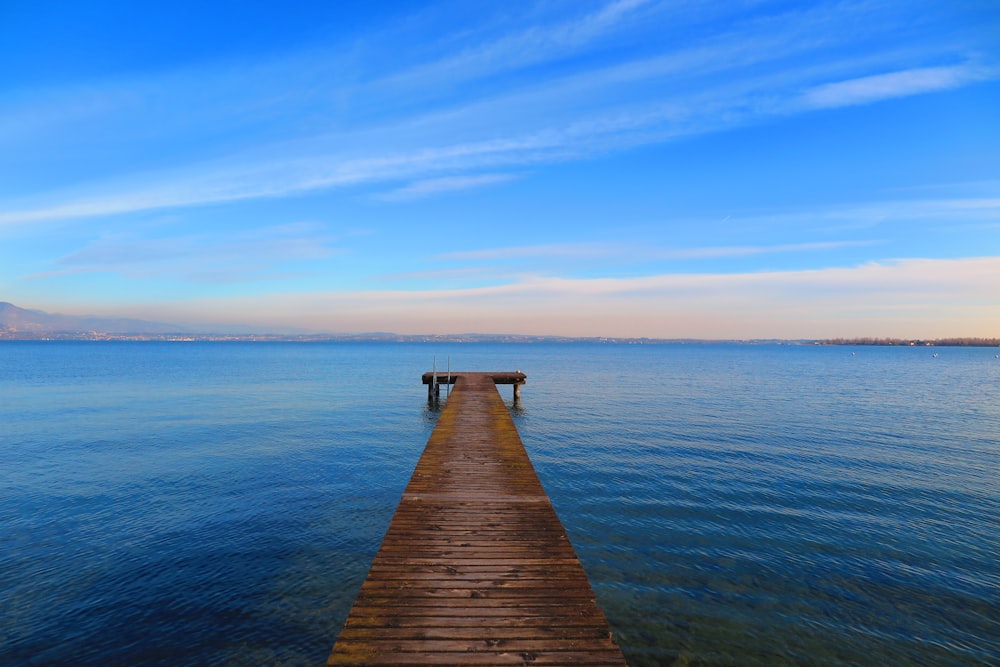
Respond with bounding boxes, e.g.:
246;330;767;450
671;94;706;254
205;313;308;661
2;342;998;665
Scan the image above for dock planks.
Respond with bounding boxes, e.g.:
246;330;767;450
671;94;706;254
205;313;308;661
328;372;626;666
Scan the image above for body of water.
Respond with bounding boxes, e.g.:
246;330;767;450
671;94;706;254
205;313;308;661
2;342;998;665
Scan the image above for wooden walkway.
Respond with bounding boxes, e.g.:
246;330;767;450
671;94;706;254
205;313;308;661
328;372;627;666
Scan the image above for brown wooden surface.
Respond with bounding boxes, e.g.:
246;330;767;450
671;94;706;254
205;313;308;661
328;373;627;666
422;371;526;385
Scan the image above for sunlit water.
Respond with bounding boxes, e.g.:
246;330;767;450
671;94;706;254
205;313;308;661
2;342;998;665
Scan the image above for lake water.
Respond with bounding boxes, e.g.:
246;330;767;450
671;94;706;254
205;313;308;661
2;342;998;665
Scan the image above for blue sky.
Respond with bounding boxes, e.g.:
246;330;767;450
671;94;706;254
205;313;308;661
1;0;998;337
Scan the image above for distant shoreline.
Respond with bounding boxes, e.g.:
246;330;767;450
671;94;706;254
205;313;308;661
1;332;997;346
4;302;996;346
818;337;1000;347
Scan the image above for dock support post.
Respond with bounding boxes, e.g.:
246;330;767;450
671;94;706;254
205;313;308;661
514;382;522;402
429;357;438;401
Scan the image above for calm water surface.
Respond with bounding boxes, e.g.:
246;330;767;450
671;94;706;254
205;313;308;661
2;342;998;665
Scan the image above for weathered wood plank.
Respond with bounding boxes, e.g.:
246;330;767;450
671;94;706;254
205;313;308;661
328;372;626;666
329;649;626;666
344;614;613;629
336;627;615;640
421;371;526;385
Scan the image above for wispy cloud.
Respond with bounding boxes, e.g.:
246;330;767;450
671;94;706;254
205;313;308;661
377;0;656;91
738;197;1000;232
799;64;994;110
0;1;995;230
0;136;560;227
498;256;1000;297
26;223;338;283
653;240;878;260
436;240;876;263
158;256;1000;338
437;242;623;262
374;266;512;282
378;172;520;201
22;266;101;281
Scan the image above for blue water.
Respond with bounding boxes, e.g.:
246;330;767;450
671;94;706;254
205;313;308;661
2;342;998;665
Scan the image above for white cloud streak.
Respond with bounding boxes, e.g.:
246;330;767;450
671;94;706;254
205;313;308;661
439;240;876;262
378;173;520;201
149;256;1000;338
376;0;656;91
437;242;623;262
799;64;994;109
1;3;995;226
25;223;338;283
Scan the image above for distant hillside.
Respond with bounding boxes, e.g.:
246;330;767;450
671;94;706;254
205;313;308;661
4;301;996;345
0;302;184;336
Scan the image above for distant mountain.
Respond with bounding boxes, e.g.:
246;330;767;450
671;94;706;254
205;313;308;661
0;302;185;335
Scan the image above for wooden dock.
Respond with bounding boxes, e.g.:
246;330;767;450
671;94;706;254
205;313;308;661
328;372;627;666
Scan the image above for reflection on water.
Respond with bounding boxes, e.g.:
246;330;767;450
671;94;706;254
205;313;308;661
2;342;998;665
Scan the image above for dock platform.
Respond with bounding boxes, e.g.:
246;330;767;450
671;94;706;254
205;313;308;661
422;370;526;400
328;372;626;665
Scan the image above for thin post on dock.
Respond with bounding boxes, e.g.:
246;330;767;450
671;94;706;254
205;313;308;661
429;356;439;400
329;370;625;665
